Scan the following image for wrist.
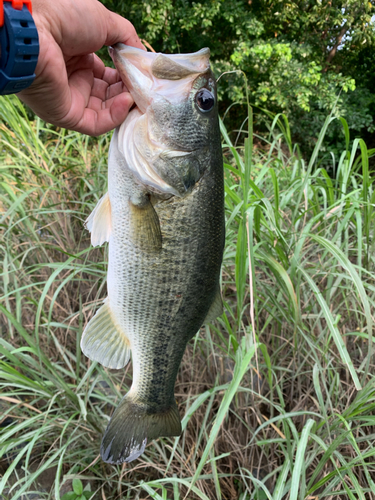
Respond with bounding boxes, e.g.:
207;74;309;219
0;0;39;95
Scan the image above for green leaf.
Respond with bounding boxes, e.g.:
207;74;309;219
72;479;83;496
299;267;361;390
188;339;256;492
61;493;77;500
290;419;315;500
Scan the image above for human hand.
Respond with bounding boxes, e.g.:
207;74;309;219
17;0;145;136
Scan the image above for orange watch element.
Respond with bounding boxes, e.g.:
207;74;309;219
0;0;32;27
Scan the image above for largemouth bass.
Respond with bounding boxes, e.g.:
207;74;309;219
81;45;225;464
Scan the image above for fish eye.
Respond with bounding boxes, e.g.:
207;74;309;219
195;89;215;113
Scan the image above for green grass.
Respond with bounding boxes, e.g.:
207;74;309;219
1;94;375;499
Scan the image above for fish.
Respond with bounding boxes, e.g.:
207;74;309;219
80;44;225;464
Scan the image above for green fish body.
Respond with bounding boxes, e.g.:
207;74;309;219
81;45;224;464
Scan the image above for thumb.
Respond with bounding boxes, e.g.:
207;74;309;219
104;10;146;50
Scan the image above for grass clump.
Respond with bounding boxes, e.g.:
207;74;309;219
1;95;375;499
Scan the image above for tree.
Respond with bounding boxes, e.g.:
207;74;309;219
102;0;375;152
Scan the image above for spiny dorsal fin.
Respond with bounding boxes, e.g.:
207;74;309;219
81;299;131;369
85;192;112;247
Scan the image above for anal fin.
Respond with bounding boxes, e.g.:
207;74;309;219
81;299;131;369
203;287;223;325
85;192;112;247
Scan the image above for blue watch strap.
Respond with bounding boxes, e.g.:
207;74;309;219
0;2;39;94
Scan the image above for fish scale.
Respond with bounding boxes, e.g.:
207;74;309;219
81;45;224;464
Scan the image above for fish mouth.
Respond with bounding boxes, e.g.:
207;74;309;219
109;44;210;113
109;45;212;196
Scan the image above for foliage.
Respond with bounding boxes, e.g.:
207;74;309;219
61;479;92;500
102;0;375;151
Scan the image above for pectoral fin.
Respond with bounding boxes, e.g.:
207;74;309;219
203;287;223;325
85;192;112;247
81;299;131;369
129;194;162;253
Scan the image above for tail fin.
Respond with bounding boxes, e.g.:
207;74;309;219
100;395;182;464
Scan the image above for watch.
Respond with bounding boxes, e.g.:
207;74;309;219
0;0;39;95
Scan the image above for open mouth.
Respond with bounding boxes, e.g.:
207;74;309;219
109;45;212;196
109;44;211;112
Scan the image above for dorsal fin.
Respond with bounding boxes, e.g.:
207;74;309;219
202;287;223;325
